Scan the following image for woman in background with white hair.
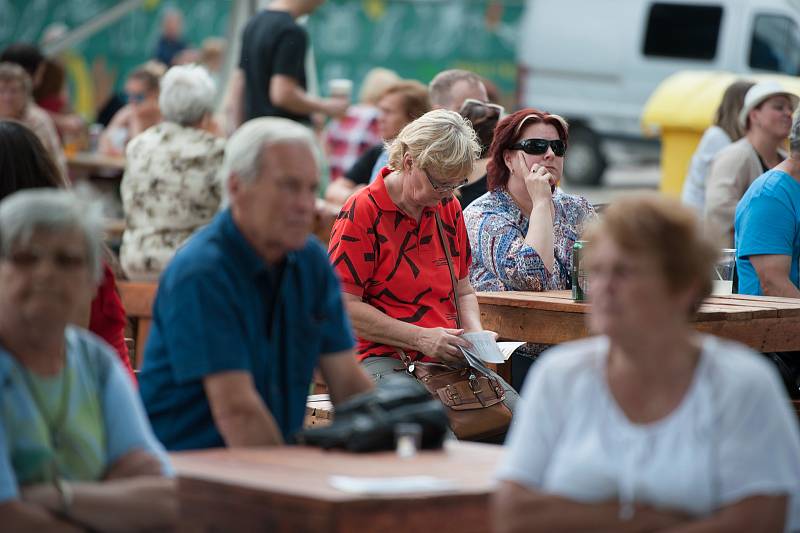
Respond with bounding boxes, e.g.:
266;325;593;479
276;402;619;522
120;64;225;280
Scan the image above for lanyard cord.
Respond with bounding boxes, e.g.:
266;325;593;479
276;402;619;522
13;355;72;476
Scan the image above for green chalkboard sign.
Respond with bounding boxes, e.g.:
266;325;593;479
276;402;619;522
0;0;230;119
0;0;522;118
308;0;523;104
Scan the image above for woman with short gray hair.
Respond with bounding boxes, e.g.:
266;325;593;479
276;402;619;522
120;64;225;280
0;188;104;283
0;188;176;532
158;64;216;126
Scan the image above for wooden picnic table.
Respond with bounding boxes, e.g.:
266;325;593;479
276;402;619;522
477;290;800;353
172;441;502;533
66;151;126;177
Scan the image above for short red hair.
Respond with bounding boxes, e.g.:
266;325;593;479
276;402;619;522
486;108;569;191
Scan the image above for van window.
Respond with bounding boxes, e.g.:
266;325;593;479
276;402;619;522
643;3;722;60
749;14;800;75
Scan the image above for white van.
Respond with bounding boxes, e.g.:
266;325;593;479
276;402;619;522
517;0;800;185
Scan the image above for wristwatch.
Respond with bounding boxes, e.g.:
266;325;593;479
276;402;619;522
52;476;73;517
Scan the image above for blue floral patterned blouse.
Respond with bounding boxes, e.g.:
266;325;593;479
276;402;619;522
464;188;596;292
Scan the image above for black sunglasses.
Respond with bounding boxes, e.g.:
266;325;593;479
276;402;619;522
510;138;567;157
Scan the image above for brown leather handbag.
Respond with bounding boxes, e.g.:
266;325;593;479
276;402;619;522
397;212;512;441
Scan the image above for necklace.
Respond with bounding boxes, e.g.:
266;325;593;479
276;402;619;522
13;354;72;477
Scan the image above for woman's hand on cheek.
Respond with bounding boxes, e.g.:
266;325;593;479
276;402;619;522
521;152;554;209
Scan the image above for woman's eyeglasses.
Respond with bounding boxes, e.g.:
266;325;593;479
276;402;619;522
422;167;468;192
5;249;86;270
510;138;567;157
459;98;504;125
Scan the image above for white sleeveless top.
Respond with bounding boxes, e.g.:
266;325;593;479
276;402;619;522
497;335;800;530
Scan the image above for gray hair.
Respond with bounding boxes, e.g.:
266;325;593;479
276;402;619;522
428;69;483;109
386;109;480;179
221;117;320;186
159;64;216;126
0;188;104;282
791;111;800;155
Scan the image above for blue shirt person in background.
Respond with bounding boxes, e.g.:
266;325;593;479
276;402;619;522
735;111;800;299
140;117;374;451
153;8;187;66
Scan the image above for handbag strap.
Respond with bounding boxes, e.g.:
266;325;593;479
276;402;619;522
396;349;412;367
434;210;462;328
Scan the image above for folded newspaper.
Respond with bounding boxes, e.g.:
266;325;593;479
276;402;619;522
458;331;525;371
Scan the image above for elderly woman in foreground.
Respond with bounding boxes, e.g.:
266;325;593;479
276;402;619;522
0;189;175;531
328;109;518;440
120;64;225;280
493;194;800;533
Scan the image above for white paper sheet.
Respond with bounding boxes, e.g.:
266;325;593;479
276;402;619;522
460;331;504;363
497;341;526;360
329;475;456;495
460;332;524;363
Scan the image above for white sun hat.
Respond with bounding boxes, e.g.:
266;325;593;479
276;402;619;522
738;80;800;129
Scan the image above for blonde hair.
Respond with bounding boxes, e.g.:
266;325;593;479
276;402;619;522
583;193;716;313
379;80;430;122
358;67;400;105
386;109;480;179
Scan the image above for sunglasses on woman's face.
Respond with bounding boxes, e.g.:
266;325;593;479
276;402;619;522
459;98;504;123
510;138;567;157
126;92;147;104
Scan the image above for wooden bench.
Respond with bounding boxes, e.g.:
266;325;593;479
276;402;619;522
117;281;158;369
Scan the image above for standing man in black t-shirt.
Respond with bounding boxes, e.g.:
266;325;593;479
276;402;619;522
233;0;348;126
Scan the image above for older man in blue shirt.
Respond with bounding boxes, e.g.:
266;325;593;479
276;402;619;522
140;117;373;450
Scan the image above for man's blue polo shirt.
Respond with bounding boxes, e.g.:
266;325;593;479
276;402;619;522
735;169;800;295
139;209;354;450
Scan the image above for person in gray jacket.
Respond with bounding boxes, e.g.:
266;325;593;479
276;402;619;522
704;81;797;247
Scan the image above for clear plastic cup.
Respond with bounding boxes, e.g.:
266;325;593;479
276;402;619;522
712;248;736;295
394;422;422;459
328;78;353;100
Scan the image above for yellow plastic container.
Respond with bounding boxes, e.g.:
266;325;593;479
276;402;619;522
641;71;800;196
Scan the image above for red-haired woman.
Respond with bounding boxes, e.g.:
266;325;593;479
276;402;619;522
463;109;596;384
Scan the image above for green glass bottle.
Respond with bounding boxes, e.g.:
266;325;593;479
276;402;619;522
572;240;588;301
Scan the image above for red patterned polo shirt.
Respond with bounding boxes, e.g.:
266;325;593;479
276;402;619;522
328;167;472;362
